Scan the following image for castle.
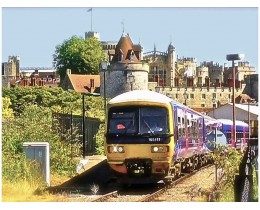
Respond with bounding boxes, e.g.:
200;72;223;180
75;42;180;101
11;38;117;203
2;31;257;112
96;32;257;112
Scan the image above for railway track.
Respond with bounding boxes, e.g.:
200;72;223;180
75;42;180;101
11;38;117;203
91;191;118;202
88;164;214;202
138;164;213;202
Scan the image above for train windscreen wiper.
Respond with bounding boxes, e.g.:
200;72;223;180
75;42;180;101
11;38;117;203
143;119;155;135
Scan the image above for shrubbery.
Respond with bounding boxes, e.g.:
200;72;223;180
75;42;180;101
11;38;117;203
2;105;81;182
2;87;106;183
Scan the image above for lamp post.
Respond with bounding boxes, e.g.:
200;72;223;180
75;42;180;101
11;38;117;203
247;98;255;139
101;61;109;116
183;91;188;106
128;72;135;91
212;97;217;181
82;93;86;159
212;97;216;118
226;54;245;148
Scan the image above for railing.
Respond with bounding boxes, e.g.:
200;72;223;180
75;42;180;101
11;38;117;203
234;138;258;202
52;112;102;156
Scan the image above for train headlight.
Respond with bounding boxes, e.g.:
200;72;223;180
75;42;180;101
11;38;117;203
108;146;125;153
151;146;168;153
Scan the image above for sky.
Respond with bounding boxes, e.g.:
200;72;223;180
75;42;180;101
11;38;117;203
1;2;259;72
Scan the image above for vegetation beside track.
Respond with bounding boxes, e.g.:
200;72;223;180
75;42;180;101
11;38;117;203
1;87;258;202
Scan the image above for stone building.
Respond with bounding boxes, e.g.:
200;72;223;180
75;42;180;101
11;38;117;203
223;61;256;88
147;84;246;112
243;74;258;102
99;33;149;99
175;57;197;87
199;61;223;87
2;56;20;87
143;43;175;87
196;65;209;87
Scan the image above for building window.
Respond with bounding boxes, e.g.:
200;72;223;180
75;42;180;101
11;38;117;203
201;104;205;107
118;49;123;62
212;93;216;98
202;94;206;99
175;94;178;99
130;51;135;62
190;93;194;99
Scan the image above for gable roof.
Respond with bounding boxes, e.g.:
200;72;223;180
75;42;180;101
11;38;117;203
63;74;100;93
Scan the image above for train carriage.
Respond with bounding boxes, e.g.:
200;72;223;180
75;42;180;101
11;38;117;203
105;90;215;183
217;118;249;149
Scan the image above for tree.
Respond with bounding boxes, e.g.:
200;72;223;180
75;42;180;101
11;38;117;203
2;97;14;121
54;36;105;80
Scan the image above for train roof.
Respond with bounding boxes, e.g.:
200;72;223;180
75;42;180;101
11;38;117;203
108;90;173;104
108;90;208;117
203;115;222;127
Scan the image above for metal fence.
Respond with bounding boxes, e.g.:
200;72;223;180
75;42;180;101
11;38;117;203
52;112;102;156
234;138;258;202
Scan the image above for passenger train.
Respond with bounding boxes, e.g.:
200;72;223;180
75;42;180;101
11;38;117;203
104;90;218;183
217;118;249;149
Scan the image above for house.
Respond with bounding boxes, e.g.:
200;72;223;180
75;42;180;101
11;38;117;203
60;69;100;94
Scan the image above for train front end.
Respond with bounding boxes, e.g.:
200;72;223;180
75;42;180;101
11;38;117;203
104;91;175;183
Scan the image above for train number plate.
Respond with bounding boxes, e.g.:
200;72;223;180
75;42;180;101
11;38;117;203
148;138;161;142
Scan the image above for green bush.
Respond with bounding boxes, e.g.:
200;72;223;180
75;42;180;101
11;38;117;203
2;86;106;182
2;105;81;181
95;123;105;155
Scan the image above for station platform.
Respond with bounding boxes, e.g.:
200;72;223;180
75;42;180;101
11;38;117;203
76;155;107;173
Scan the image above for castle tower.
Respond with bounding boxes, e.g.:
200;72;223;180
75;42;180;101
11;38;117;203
85;31;100;40
2;56;20;87
167;42;175;87
100;33;149;98
196;65;209;87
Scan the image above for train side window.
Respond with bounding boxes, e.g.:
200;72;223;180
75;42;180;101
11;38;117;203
178;117;181;124
178;127;182;137
226;132;231;139
188;126;192;137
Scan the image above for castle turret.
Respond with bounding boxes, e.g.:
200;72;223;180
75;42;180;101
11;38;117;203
167;42;175;87
100;33;149;98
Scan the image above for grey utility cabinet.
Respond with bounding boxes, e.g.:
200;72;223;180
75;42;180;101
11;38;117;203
23;142;50;186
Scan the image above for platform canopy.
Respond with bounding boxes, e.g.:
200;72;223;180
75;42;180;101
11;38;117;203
207;103;259;121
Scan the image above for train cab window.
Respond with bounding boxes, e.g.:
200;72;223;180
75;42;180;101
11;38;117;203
140;107;168;135
108;109;137;134
108;106;169;138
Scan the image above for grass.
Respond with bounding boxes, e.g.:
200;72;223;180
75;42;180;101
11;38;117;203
218;168;258;202
2;175;71;202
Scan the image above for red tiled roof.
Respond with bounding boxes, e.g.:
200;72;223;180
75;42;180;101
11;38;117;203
112;33;140;63
67;74;100;93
